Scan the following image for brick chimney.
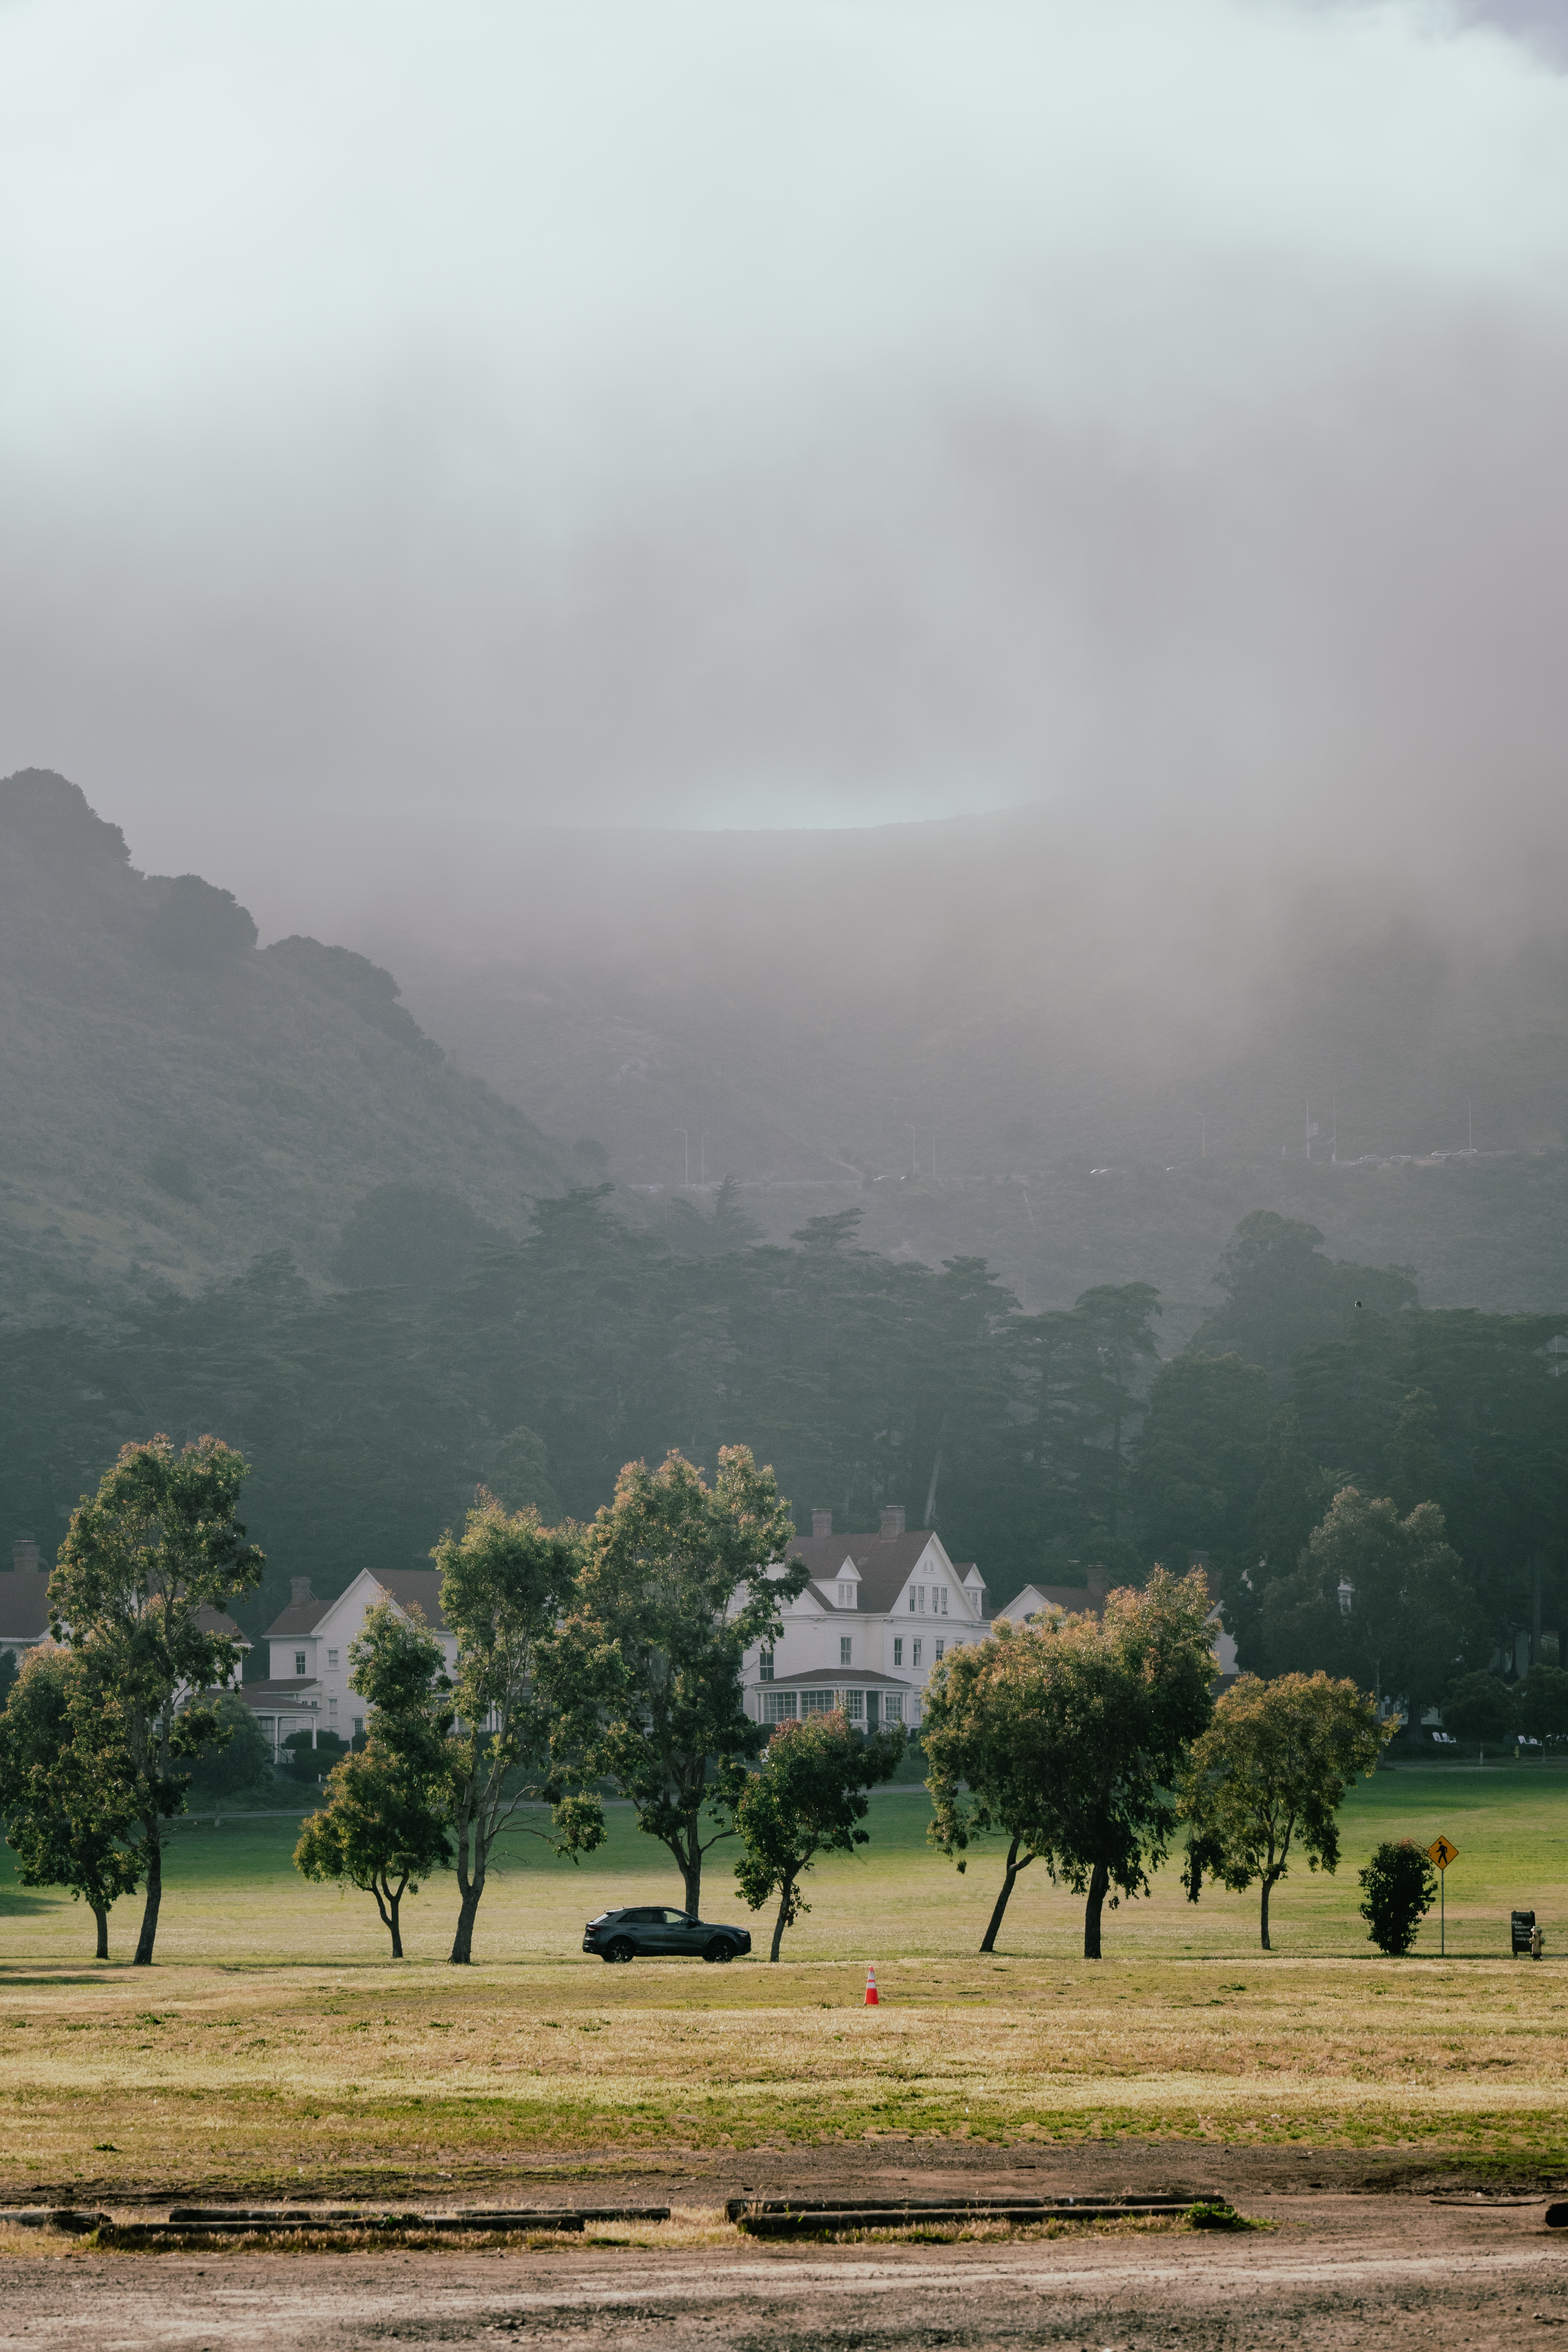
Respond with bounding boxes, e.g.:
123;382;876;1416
880;1504;906;1537
12;1538;39;1575
290;1576;315;1609
812;1509;833;1539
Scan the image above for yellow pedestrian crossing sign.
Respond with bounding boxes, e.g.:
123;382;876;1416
1429;1836;1458;1870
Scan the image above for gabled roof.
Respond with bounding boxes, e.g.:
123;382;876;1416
263;1567;448;1640
995;1578;1108;1622
196;1606;249;1645
785;1528;984;1619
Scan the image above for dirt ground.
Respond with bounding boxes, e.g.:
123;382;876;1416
5;2149;1568;2348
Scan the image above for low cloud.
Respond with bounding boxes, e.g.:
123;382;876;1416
2;0;1567;938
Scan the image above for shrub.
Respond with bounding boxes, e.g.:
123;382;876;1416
1358;1837;1436;1956
184;1694;276;1805
281;1730;350;1783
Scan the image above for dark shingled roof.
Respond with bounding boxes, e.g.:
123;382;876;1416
264;1568;448;1639
759;1666;913;1689
786;1530;986;1620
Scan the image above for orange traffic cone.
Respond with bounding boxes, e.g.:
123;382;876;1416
865;1967;879;2007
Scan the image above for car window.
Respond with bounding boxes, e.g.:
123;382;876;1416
659;1909;690;1925
622;1907;658;1922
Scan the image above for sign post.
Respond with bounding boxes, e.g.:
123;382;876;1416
1429;1836;1459;1955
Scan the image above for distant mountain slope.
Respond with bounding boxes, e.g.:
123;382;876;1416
0;770;562;1321
360;810;1568;1328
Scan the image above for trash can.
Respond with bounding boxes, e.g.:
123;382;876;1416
1511;1909;1536;1956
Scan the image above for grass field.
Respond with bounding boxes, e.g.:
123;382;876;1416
3;1764;1566;2196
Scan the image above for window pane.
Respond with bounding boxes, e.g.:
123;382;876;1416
802;1689;833;1713
884;1695;903;1723
843;1689;864;1720
765;1691;798;1723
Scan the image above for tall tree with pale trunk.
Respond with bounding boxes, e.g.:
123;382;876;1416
549;1447;803;1916
47;1435;263;1965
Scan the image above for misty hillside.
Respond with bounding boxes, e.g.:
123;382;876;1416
0;770;562;1321
369;810;1568;1337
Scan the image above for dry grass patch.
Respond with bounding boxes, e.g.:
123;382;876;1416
5;1950;1568;2196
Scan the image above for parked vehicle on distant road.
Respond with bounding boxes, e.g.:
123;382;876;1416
583;1906;752;1964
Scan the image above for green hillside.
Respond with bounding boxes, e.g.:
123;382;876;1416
0;770;562;1323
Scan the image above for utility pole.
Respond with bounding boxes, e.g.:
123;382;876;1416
1468;1096;1474;1154
909;1125;918;1176
679;1129;689;1188
700;1134;709;1186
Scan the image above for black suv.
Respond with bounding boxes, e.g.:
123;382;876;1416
583;1906;752;1964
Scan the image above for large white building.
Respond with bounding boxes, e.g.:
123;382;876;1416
741;1505;990;1731
243;1569;456;1758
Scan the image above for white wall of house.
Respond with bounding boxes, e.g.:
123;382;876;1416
264;1570;457;1745
743;1534;989;1724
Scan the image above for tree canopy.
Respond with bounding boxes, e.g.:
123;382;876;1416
734;1710;905;1960
550;1446;802;1914
47;1433;264;1965
1179;1672;1386;1948
927;1570;1218;1958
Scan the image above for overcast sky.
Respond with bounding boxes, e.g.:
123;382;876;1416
3;0;1568;933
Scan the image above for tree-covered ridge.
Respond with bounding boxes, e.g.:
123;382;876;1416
0;768;562;1324
2;1181;1562;1689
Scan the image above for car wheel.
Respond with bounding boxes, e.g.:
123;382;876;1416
703;1937;735;1964
604;1937;635;1964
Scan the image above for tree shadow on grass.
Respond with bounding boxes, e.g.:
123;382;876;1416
0;1885;62;1916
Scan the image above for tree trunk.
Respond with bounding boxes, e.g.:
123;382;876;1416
770;1874;795;1963
979;1836;1030;1954
92;1902;110;1961
1083;1859;1110;1960
680;1825;702;1919
133;1827;163;1966
450;1867;485;1965
373;1874;408;1958
1260;1871;1279;1952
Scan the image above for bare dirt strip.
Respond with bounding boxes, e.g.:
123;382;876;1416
3;2190;1568;2348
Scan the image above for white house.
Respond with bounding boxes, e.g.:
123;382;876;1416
1;1538;54;1669
743;1505;989;1731
243;1569;456;1759
994;1563;1239;1680
2;1535;250;1683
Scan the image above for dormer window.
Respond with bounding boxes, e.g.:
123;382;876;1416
837;1581;855;1608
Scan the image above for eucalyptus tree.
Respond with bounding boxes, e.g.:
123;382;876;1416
735;1710;905;1961
48;1434;263;1965
1178;1672;1386;1949
550;1445;804;1915
928;1569;1217;1959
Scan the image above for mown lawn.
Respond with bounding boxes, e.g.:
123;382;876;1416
2;1763;1564;2193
